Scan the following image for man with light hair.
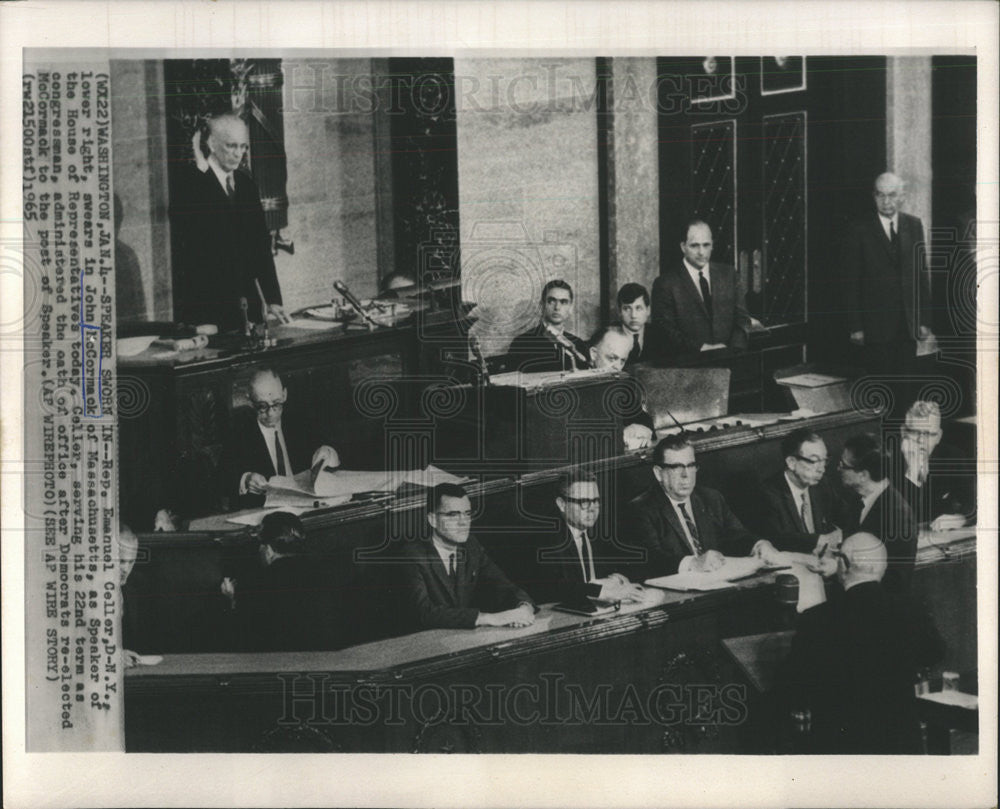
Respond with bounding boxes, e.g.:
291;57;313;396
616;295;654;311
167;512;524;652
588;325;655;448
780;531;944;753
842;172;934;376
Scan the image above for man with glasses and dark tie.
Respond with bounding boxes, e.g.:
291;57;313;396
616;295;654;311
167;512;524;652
528;473;645;605
629;435;779;578
222;368;340;509
396;483;536;631
755;428;844;556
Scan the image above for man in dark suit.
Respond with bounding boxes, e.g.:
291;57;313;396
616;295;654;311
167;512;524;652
170;113;288;331
587;325;656;449
221;368;340;510
780;532;944;753
837;432;918;592
233;512;343;651
842;172;935;374
651;219;751;356
507;279;591;371
628;435;778;579
756;428;844;555
893;399;975;529
396;483;536;631
527;472;645;605
615;283;666;366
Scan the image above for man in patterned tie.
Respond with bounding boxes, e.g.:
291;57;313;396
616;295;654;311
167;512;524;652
754;428;844;555
222;368;340;509
628;435;778;578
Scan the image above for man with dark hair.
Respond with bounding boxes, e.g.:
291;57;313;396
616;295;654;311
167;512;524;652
629;435;778;578
780;532;944;753
507;279;591;371
527;472;645;605
233;511;343;651
396;483;536;631
651;219;751;356
170;112;288;330
221;367;340;510
615;282;666;366
755;428;843;554
838;432;918;591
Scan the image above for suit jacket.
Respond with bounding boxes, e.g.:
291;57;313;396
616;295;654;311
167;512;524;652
396;536;535;631
756;473;843;553
527;520;643;605
779;581;944;753
628;484;759;579
841;483;918;592
170;163;282;331
621;322;669;367
221;408;318;510
507;323;590;372
890;441;976;525
651;261;750;355
841;211;931;343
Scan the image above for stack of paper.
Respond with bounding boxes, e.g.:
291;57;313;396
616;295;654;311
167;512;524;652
263;465;467;507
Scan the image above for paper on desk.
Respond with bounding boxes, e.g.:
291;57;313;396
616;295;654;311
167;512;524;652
776;372;847;388
311;465;466;498
285;318;345;331
264;472;354;508
917;690;978;710
645;556;791;591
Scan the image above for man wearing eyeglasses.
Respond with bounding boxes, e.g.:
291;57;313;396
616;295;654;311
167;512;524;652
528;473;645;605
396;483;536;631
507;279;591;371
629;435;779;578
222;368;340;509
837;433;917;592
755;428;843;555
892;400;975;530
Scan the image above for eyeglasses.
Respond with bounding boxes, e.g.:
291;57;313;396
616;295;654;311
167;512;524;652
659;462;699;472
795;455;828;466
837;460;860;471
902;427;941;439
252;401;285;413
831;550;851;570
563;496;600;507
437;510;473;520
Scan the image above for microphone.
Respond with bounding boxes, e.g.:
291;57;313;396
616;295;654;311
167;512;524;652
469;333;490;385
546;329;592;369
334;280;380;327
239;297;252;337
253;279;270;341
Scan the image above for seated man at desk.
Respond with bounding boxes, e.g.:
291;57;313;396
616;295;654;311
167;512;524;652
780;532;944;753
756;428;844;555
588;325;655;449
222;368;340;510
837;432;917;592
893;400;975;530
651;219;751;356
615;282;666;366
507;279;591;371
628;435;779;578
396;483;537;631
528;472;645;605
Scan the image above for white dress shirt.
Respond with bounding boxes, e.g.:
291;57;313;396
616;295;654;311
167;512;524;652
683;258;711;301
207;154;234;195
567;524;597;582
239;421;292;494
879;212;899;242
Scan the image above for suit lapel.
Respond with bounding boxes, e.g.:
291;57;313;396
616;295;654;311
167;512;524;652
780;481;807;532
677;266;710;321
657;488;690;555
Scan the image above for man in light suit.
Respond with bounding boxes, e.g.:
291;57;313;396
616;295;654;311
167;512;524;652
755;428;844;555
651;219;751;356
842;172;935;375
170;113;288;331
527;472;645;605
221;368;340;510
628;435;779;579
395;483;536;631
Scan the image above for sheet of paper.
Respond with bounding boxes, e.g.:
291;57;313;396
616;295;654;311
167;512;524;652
391;464;466;489
284;318;344;331
917;690;978;710
312;469;395;497
776;372;847;388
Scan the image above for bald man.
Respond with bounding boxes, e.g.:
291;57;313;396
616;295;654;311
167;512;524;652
842;172;934;375
221;368;339;509
780;532;944;753
588;325;655;448
170;113;287;331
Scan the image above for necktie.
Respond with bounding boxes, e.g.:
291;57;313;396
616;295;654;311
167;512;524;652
225;173;235;200
273;430;286;476
698;271;713;319
448;552;456;579
630;333;641;363
800;491;815;533
678;502;704;555
580;531;594;582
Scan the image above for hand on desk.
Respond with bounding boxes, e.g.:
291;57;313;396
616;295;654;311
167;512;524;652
623;423;653;450
752;539;783;567
267;303;292;324
599;576;645;603
691;549;726;573
929;513;968;532
246;472;269;495
813;527;842;558
477;603;536;628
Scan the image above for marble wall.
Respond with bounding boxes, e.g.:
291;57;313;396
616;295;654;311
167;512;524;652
886;56;933;233
454;58;602;355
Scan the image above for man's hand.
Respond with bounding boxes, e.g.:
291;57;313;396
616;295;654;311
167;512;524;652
814;527;842;558
267;303;292;324
311;445;341;471
154;508;179;532
623;423;653;450
752;539;782;566
692;549;726;573
700;342;727;352
849;330;865;346
929;513;968;532
246;472;268;494
480;603;535;628
805;555;838;577
123;649;142;669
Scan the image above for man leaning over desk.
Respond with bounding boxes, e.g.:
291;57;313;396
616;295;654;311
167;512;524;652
221;368;340;510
